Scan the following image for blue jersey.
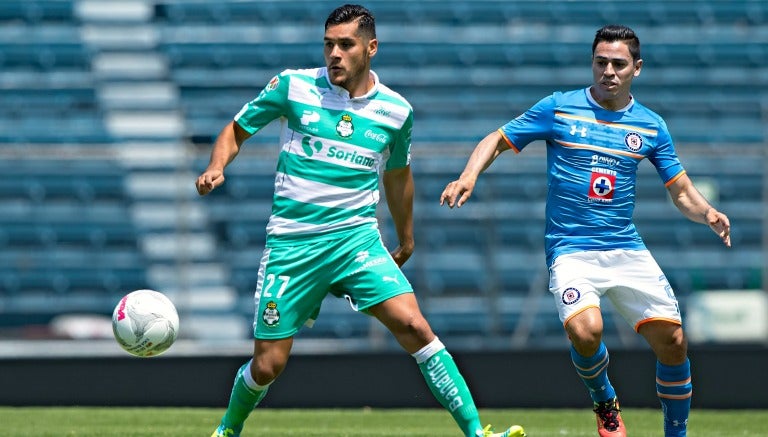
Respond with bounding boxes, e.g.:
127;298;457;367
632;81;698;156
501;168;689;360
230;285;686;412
499;88;685;266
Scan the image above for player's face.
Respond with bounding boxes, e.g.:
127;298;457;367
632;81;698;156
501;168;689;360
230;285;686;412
591;41;642;110
324;20;377;96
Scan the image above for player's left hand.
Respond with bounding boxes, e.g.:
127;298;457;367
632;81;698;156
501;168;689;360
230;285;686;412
706;208;731;247
390;243;413;267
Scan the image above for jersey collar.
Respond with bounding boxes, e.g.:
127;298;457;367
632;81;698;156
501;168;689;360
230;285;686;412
585;86;635;112
322;68;380;100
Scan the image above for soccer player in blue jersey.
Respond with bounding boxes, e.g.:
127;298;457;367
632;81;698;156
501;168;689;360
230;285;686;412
441;25;731;437
197;4;524;437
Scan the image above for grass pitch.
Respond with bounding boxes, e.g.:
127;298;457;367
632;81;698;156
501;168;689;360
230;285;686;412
0;407;766;436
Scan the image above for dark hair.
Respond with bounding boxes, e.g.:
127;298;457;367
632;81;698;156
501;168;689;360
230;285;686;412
592;25;641;61
325;4;376;40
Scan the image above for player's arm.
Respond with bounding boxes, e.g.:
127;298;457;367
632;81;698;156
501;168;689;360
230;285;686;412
440;130;510;208
195;121;252;195
383;165;415;267
667;173;731;247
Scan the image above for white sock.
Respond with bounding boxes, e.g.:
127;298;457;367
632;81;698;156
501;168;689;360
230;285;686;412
410;337;446;364
241;360;272;391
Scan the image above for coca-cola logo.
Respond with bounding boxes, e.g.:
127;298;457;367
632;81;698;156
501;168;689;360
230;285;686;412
364;129;388;144
116;296;128;321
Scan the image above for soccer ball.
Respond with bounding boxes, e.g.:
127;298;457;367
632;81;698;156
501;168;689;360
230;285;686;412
112;289;179;357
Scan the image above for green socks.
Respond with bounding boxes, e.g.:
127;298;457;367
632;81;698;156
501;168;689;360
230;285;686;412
220;360;270;431
414;338;483;437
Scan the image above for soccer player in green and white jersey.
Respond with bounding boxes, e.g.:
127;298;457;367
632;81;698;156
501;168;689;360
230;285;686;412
197;4;525;437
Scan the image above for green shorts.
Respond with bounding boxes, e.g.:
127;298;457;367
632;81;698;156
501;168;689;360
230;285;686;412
251;227;413;339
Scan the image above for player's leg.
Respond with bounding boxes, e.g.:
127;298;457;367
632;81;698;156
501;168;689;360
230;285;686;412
551;252;624;436
639;320;691;437
335;230;524;436
213;338;293;437
368;294;525;437
609;250;689;437
565;307;617;403
214;243;331;437
565;308;624;436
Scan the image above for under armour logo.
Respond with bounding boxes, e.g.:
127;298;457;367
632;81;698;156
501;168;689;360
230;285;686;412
570;125;588;137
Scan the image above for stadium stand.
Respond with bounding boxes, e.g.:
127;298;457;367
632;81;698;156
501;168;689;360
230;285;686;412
0;0;765;349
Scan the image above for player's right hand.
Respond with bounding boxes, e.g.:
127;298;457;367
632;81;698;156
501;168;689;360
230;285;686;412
195;169;225;195
440;178;475;208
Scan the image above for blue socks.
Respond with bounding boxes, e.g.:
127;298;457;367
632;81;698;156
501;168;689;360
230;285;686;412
656;358;692;436
570;342;616;403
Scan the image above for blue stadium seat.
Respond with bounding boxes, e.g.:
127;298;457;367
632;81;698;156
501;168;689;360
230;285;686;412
0;43;92;71
0;1;75;24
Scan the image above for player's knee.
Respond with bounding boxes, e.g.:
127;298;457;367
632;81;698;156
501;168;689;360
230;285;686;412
566;320;603;355
391;314;433;342
250;358;286;385
569;333;602;356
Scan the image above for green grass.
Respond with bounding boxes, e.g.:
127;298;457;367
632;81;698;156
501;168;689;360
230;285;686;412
1;407;766;436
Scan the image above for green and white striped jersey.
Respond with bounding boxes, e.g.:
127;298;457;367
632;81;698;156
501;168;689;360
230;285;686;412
234;67;413;246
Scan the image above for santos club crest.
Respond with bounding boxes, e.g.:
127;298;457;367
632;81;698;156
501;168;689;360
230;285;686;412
262;301;280;327
336;114;354;138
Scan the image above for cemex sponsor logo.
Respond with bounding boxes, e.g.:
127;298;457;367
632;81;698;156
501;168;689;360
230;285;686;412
352;256;388;275
588;168;616;203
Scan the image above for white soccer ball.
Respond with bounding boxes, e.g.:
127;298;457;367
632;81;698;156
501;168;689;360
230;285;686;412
112;289;179;357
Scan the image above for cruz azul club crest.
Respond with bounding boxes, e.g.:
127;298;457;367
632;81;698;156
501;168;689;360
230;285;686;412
624;132;643;152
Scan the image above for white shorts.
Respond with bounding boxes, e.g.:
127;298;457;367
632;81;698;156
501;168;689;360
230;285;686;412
549;249;682;332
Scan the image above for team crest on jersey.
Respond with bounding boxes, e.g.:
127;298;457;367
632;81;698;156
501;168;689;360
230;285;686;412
624;132;643;152
336;114;354;138
262;301;280;327
588;170;616;202
562;287;581;305
265;76;280;92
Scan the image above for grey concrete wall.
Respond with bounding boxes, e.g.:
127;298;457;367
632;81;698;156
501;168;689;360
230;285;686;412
0;347;765;409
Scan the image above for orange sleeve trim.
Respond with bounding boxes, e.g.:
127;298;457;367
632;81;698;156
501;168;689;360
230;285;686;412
664;170;687;188
497;128;521;154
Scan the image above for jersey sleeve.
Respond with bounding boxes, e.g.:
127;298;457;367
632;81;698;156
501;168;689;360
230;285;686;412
234;71;290;134
647;118;685;185
385;109;413;171
499;94;557;152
